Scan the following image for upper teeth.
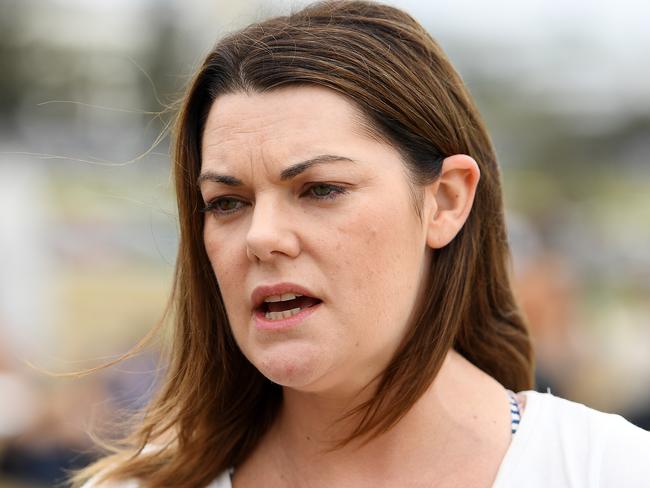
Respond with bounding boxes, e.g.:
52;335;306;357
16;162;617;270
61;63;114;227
263;293;303;303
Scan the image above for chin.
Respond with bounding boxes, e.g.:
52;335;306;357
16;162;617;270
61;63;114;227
252;342;328;390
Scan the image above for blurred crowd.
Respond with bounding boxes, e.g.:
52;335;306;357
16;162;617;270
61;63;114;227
0;335;159;486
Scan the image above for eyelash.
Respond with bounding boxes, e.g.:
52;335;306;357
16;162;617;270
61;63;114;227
200;183;348;216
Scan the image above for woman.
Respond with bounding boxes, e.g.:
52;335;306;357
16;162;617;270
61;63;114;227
76;1;650;486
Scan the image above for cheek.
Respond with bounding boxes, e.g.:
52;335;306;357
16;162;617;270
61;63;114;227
203;226;223;276
330;200;422;315
203;224;245;307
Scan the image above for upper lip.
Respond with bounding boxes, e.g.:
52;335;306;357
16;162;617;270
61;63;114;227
251;282;320;310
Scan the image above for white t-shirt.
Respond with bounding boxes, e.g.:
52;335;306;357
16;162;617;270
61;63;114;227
492;390;650;486
88;390;650;487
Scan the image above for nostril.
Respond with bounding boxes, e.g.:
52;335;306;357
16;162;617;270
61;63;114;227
246;244;262;262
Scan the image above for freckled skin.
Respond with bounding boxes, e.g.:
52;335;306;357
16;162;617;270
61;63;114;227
199;86;431;396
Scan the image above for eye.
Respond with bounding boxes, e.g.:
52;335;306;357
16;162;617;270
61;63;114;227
305;183;347;200
200;197;247;215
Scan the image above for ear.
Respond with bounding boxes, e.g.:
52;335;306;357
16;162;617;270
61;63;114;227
424;154;480;249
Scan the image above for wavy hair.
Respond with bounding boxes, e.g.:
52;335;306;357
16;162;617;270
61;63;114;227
73;1;533;486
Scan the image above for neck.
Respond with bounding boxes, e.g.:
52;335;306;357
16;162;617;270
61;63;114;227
277;375;378;450
256;349;512;483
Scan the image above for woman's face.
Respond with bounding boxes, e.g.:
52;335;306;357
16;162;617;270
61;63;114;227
199;86;431;395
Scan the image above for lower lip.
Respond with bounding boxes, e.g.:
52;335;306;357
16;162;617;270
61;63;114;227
254;302;321;331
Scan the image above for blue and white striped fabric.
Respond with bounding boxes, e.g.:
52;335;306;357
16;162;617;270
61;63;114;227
506;389;521;435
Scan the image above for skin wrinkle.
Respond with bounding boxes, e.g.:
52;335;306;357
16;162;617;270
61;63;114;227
197;155;358;188
202;95;425;219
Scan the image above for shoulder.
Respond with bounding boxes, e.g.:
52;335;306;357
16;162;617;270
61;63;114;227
494;390;650;487
540;391;650;484
530;390;649;437
597;408;650;485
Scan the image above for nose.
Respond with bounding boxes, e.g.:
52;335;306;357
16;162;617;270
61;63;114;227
245;196;300;263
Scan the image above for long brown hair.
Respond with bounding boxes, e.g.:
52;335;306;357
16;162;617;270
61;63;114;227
73;1;533;486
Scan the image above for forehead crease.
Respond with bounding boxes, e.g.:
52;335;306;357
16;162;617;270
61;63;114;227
203;116;298;161
209;99;303;130
200;88;382;175
203;124;264;152
201;143;286;188
208;91;363;136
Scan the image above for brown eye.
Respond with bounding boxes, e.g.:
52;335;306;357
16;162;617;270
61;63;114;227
216;198;240;211
306;184;346;200
200;197;246;215
311;184;333;197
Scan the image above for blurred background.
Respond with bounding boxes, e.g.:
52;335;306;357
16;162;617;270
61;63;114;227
0;0;648;485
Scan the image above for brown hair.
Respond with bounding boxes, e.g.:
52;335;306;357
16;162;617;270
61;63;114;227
73;1;533;486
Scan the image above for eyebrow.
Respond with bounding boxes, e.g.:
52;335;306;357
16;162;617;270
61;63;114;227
196;154;356;187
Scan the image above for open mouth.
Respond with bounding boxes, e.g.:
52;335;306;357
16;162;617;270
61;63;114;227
257;294;322;321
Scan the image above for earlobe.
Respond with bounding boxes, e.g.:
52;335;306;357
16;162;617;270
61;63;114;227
425;154;480;249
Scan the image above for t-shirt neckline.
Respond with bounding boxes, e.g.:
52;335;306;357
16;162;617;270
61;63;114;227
492;389;545;487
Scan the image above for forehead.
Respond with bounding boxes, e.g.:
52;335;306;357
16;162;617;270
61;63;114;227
201;86;379;163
